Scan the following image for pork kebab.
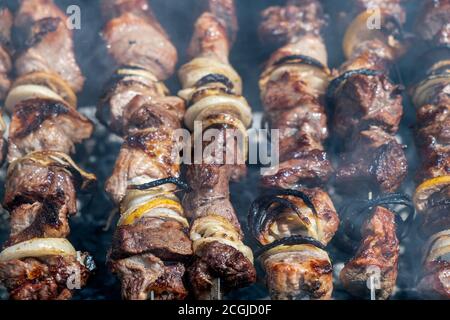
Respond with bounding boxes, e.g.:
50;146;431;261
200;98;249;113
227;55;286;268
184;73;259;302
0;6;13;165
177;0;257;300
326;0;413;299
248;0;340;300
97;0;192;300
410;0;450;299
0;0;96;300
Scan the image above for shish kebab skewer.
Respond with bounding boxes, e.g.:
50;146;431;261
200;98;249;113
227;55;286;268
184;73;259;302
249;0;340;300
97;0;192;300
327;0;411;299
177;0;256;300
0;0;96;300
410;0;450;299
0;6;13;166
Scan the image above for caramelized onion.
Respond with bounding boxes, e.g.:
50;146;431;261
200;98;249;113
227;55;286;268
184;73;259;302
0;238;76;262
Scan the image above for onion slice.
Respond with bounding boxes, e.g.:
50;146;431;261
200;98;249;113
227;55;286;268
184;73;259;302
0;238;76;262
5;84;64;114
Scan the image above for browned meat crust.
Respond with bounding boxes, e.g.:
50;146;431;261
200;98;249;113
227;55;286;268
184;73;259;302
148;263;188;300
7;98;94;162
0;7;13;101
110;253;188;300
340;206;399;300
101;7;177;80
416;0;450;46
262;245;333;300
333;74;403;138
0;255;91;300
14;0;85;92
110;217;192;261
183;163;243;230
259;1;326;48
336;127;408;194
187;241;256;300
418;261;450;299
105;127;183;204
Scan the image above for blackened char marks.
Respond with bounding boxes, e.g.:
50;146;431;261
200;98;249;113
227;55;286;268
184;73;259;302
333;74;403;138
188;241;256;299
340;206;399;300
259;1;326;47
11;99;69;139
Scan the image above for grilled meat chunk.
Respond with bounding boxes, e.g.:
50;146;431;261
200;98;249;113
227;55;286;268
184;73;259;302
188;241;256;300
416;0;450;46
0;254;91;300
333;74;403;138
259;1;326;48
102;11;177;80
418;261;450;299
416;103;450;182
0;7;13;100
340;206;399;300
147;263;188;300
261;244;333;300
110;217;192;261
14;0;84;92
205;0;238;44
110;253;188;300
105;128;182;204
262;150;333;189
183;164;243;230
4;156;78;212
7;98;93;162
98;76;184;136
188;12;231;64
6;202;71;247
336;127;408;194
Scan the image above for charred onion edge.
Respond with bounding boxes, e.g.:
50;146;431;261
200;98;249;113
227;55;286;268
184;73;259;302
326;68;384;103
339;193;414;242
255;235;325;258
273;54;327;71
128;177;191;192
194;73;235;91
248;189;317;242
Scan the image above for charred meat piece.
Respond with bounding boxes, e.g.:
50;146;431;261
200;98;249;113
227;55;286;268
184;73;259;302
183;164;243;230
98;72;184;136
416;103;450;182
105;128;182;204
261;244;333;300
0;254;91;301
417;230;450;299
333;74;403;138
110;253;188;300
262;150;333;189
14;0;84;92
259;1;326;48
340;206;399;300
7;98;93;162
416;0;450;46
187;12;231;64
0;7;13;100
336;127;408;194
188;241;256;300
6;202;71;247
110;217;192;261
102;11;177;80
4;151;95;212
